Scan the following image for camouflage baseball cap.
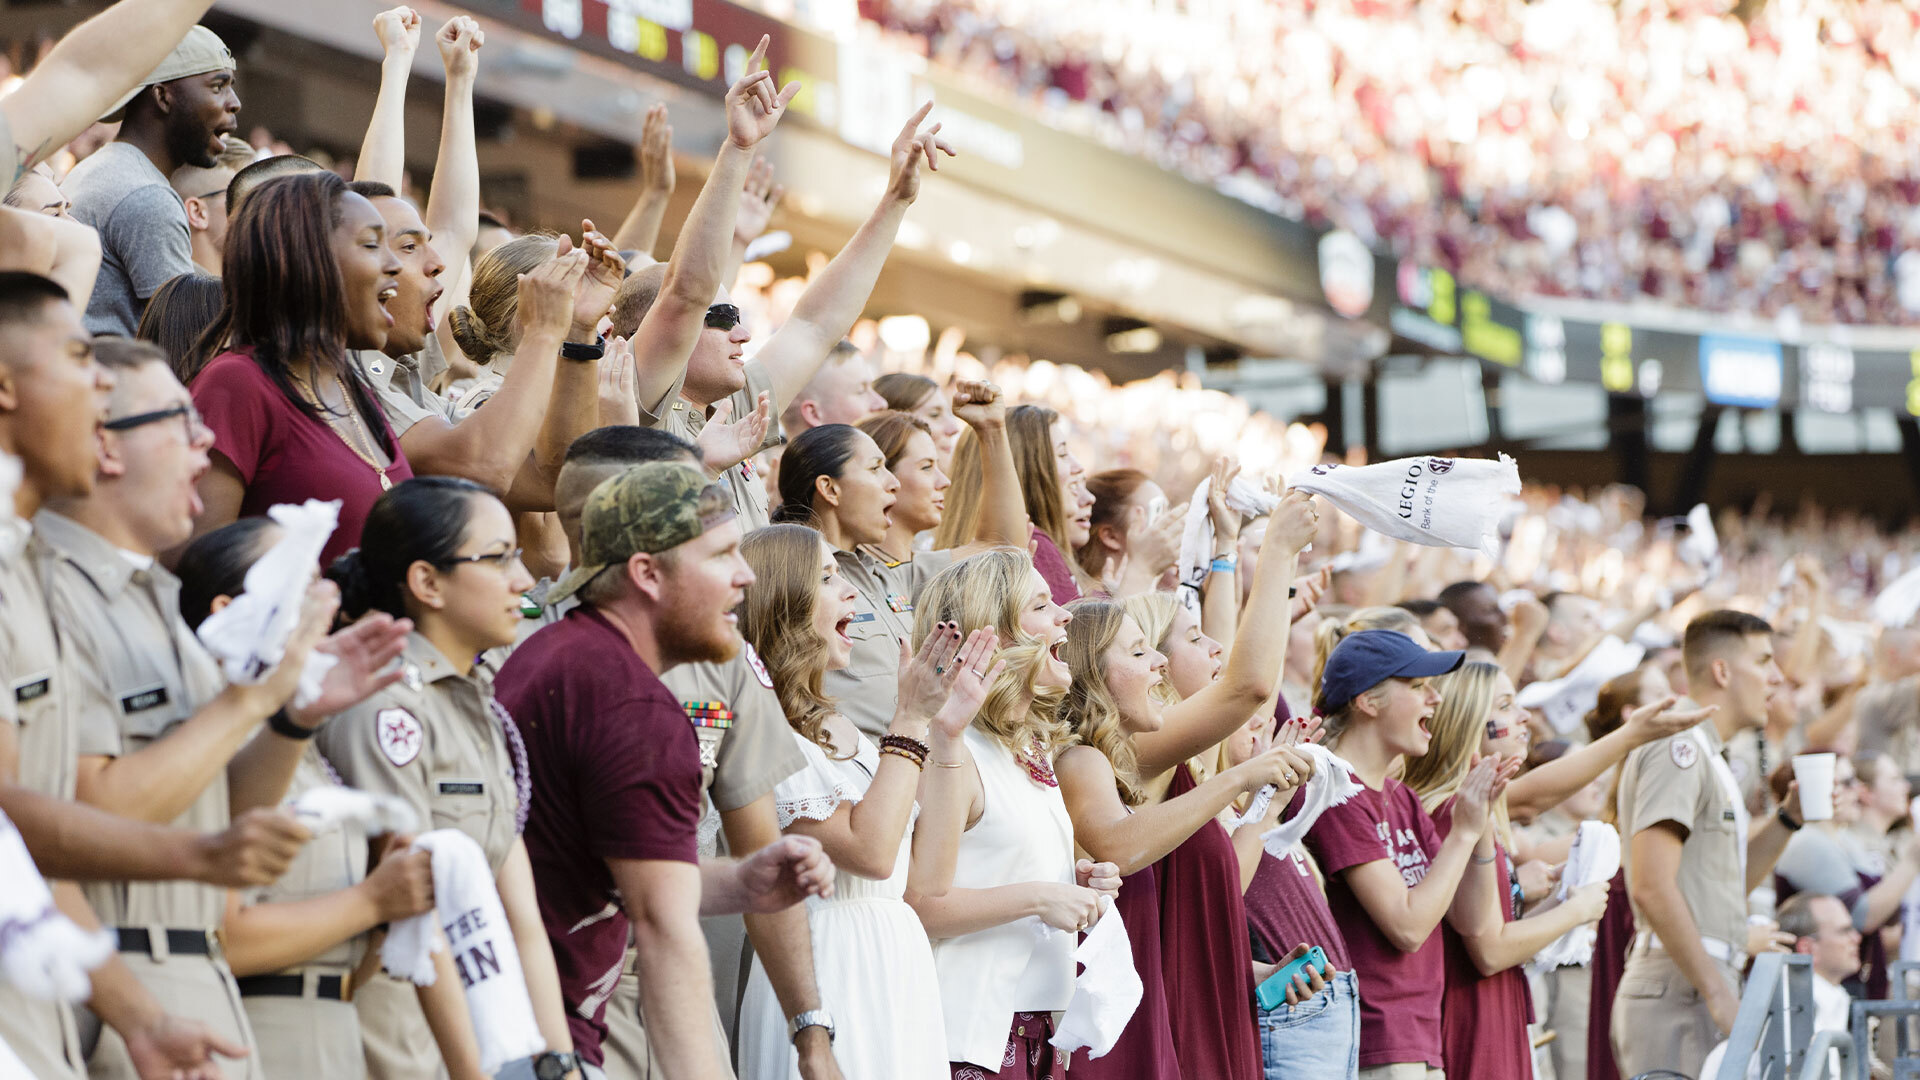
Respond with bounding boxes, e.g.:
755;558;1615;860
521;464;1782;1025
547;462;736;605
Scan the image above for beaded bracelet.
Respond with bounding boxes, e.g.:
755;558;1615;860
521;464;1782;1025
880;745;926;770
880;733;931;764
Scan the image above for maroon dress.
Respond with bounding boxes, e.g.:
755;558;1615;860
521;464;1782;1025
1029;531;1082;606
1432;801;1533;1080
1155;765;1262;1080
1070;863;1181;1079
1586;870;1632;1080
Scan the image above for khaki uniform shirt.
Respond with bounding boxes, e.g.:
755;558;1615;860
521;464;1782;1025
353;338;456;438
318;632;521;874
35;511;229;930
639;361;782;532
1616;714;1750;948
662;647;807;815
824;547;956;740
246;749;368;971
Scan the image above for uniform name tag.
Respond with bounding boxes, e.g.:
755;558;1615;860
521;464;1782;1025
120;685;169;714
849;612;877;624
12;673;49;704
438;779;484;796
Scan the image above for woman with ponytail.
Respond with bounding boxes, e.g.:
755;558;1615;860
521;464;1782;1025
315;477;579;1080
733;523;1001;1078
905;548;1121;1079
1403;660;1706;1080
780;387;1024;741
1054;599;1316;1080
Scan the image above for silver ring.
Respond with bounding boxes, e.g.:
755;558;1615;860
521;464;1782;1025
1283;771;1296;783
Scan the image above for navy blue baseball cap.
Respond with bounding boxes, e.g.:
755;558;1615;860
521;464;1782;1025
1318;630;1465;713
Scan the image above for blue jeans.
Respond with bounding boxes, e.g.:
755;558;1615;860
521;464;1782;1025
1258;969;1360;1080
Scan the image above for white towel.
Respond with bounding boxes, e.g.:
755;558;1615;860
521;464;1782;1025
381;830;545;1072
289;785;419;837
195;500;341;707
1239;744;1364;859
1873;564;1920;629
1175;474;1283;598
1048;904;1142;1059
1515;636;1646;734
0;807;113;1001
1676;503;1723;581
1289;454;1520;559
1529;821;1620;972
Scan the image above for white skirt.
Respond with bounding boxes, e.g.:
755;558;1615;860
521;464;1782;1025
736;894;950;1080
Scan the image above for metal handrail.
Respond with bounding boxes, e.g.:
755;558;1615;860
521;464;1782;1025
1798;1030;1854;1080
1715;953;1816;1080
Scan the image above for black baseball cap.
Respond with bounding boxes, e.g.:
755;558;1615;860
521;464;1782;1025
1319;630;1464;713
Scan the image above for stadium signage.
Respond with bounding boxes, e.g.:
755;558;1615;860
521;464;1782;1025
1698;335;1783;408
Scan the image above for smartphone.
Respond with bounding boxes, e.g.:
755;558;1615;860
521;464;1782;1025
1256;946;1329;1011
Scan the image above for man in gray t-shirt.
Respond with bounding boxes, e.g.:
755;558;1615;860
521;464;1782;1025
64;26;238;336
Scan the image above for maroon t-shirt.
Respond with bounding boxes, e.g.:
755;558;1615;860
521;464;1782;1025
192;349;413;567
1303;775;1446;1070
1433;802;1533;1080
492;607;704;1066
1030;530;1081;606
1244;848;1354;973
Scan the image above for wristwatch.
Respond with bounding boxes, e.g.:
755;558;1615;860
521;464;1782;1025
559;337;606;362
788;1008;835;1044
531;1051;580;1079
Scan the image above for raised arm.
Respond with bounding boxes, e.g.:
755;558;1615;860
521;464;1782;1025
1;0;219;179
627;36;797;413
1498;596;1549;685
753;104;954;409
354;7;422;189
1133;489;1317;775
1343;766;1494;953
722;157;785;288
1506;697;1715;820
1058;736;1309;876
0;206;103;308
610;104;675;256
949;380;1027;548
1198;459;1245;644
421;16;483;298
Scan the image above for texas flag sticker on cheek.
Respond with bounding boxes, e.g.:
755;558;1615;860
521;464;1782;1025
377;707;424;767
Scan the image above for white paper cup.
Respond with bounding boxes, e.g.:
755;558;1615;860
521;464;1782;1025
1792;752;1837;822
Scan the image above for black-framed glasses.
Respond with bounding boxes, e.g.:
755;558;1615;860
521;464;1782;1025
438;547;525;571
705;303;742;331
103;402;203;440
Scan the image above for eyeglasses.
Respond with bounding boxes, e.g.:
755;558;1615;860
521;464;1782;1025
438;547;525;571
705;303;742;331
103;402;204;440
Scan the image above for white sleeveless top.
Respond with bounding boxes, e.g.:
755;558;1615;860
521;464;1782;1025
930;727;1077;1068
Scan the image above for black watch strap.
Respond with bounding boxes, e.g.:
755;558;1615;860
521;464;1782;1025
532;1051;580;1079
1777;806;1803;832
560;337;605;362
267;708;317;741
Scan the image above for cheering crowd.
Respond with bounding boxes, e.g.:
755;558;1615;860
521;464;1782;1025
855;0;1920;325
5;3;1920;1080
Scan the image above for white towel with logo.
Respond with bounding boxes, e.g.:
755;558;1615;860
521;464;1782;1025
289;785;419;837
0;807;113;1001
1289;454;1520;559
1226;744;1364;858
1516;636;1647;734
1530;821;1621;972
381;830;544;1072
194;499;340;707
1048;904;1142;1058
1175;474;1283;598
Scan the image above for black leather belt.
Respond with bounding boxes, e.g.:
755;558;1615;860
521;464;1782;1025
115;927;215;957
235;973;350;1002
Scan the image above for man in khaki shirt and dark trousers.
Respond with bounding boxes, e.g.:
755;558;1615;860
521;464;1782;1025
1612;610;1802;1079
39;340;403;1079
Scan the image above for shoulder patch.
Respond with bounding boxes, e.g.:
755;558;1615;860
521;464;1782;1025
376;707;423;767
1669;738;1699;770
744;642;773;689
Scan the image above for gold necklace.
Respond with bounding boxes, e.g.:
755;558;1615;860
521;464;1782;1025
324;372;392;490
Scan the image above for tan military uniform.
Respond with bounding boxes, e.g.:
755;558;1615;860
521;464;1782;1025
318;631;523;1080
1611;714;1750;1079
823;547;955;740
33;511;261;1080
237;748;370;1080
0;522;87;1080
599;648;807;1080
355;339;456;439
638;361;782;532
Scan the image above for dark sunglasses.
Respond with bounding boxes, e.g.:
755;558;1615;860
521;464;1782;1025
705;303;742;331
103;403;203;439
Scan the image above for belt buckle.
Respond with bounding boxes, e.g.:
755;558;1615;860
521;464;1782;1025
340;968;355;1003
205;928;224;964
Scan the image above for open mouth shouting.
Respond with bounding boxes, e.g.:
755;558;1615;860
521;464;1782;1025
376;281;399;328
